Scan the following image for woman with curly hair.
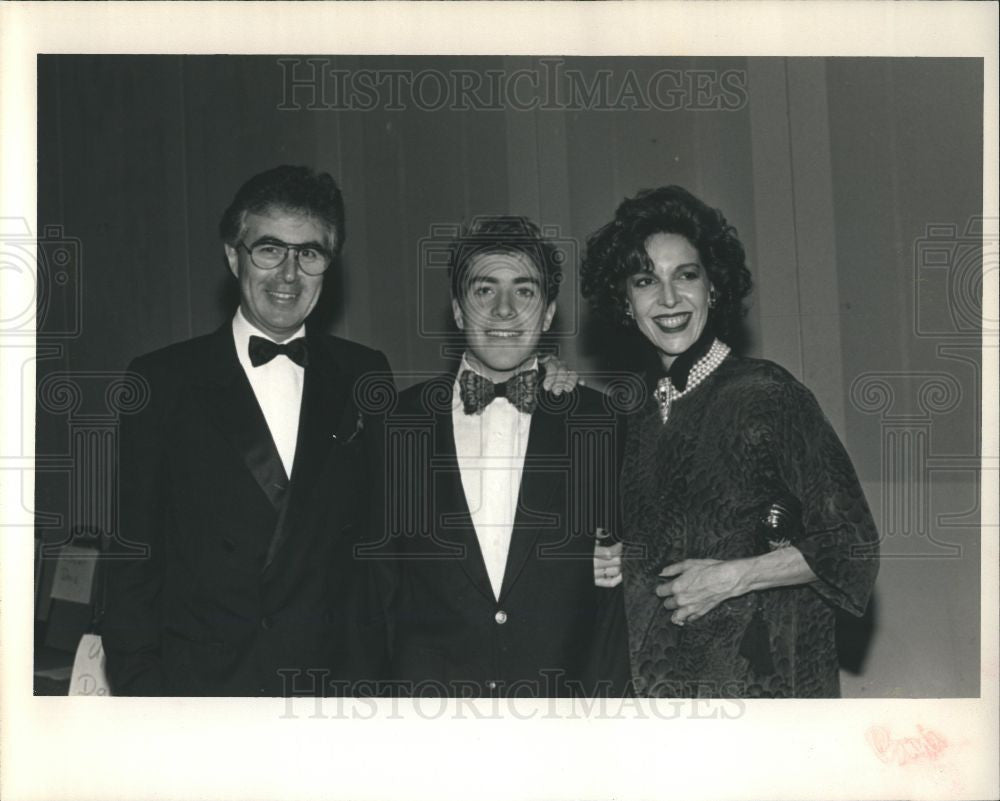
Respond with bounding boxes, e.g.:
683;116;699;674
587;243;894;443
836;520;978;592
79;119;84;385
583;186;879;698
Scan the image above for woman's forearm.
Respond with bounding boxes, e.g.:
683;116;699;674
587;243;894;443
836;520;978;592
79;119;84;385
732;546;818;596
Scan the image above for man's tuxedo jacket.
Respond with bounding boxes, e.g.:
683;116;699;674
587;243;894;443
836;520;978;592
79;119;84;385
102;323;391;696
379;375;630;697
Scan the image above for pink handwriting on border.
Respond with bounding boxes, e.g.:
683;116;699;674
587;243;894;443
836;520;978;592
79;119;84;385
866;725;949;766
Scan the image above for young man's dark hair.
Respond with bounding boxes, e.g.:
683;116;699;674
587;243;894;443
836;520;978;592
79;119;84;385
449;215;562;305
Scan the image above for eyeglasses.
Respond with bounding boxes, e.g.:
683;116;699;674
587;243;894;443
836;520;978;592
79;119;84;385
238;240;332;276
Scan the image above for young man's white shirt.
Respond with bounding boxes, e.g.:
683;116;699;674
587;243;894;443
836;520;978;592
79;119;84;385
452;354;537;599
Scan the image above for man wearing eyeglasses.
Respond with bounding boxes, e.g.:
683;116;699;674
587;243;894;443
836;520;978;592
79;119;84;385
102;165;392;696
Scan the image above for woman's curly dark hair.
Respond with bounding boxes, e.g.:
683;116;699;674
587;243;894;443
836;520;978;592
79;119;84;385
580;186;752;343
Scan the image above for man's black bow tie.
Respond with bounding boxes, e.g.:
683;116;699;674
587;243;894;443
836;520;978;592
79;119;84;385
248;335;309;368
459;369;539;415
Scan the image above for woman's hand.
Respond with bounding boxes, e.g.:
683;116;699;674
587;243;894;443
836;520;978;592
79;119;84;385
655;559;744;626
656;547;817;626
538;354;582;395
594;536;622;588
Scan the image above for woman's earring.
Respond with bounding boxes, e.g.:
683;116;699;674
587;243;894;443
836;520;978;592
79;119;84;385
708;288;718;309
624;304;635;324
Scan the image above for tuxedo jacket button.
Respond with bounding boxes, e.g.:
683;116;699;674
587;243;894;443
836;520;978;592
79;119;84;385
487;680;498;691
494;610;508;625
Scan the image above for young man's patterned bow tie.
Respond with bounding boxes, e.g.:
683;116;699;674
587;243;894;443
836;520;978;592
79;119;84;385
459;368;539;415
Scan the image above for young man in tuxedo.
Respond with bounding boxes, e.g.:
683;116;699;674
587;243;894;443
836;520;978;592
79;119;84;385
380;216;629;697
102;166;392;696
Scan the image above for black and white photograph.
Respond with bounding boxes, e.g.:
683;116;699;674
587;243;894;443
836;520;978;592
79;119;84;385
1;3;997;801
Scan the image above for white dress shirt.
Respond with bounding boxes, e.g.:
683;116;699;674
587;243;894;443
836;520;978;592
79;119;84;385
232;308;305;478
452;355;536;599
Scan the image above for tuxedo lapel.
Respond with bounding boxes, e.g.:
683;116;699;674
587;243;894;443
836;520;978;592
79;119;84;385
262;333;349;573
289;334;348;493
194;326;288;511
432;387;496;603
498;396;565;601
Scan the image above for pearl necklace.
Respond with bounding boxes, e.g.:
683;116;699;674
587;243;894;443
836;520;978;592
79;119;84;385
654;339;731;423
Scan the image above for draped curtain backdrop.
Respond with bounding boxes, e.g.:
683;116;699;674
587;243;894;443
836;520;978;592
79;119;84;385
35;55;983;697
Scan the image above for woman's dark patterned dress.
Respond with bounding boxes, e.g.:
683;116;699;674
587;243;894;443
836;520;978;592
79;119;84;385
621;355;879;698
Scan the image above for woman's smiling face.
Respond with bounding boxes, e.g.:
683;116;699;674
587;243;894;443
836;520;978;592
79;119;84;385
625;232;713;370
